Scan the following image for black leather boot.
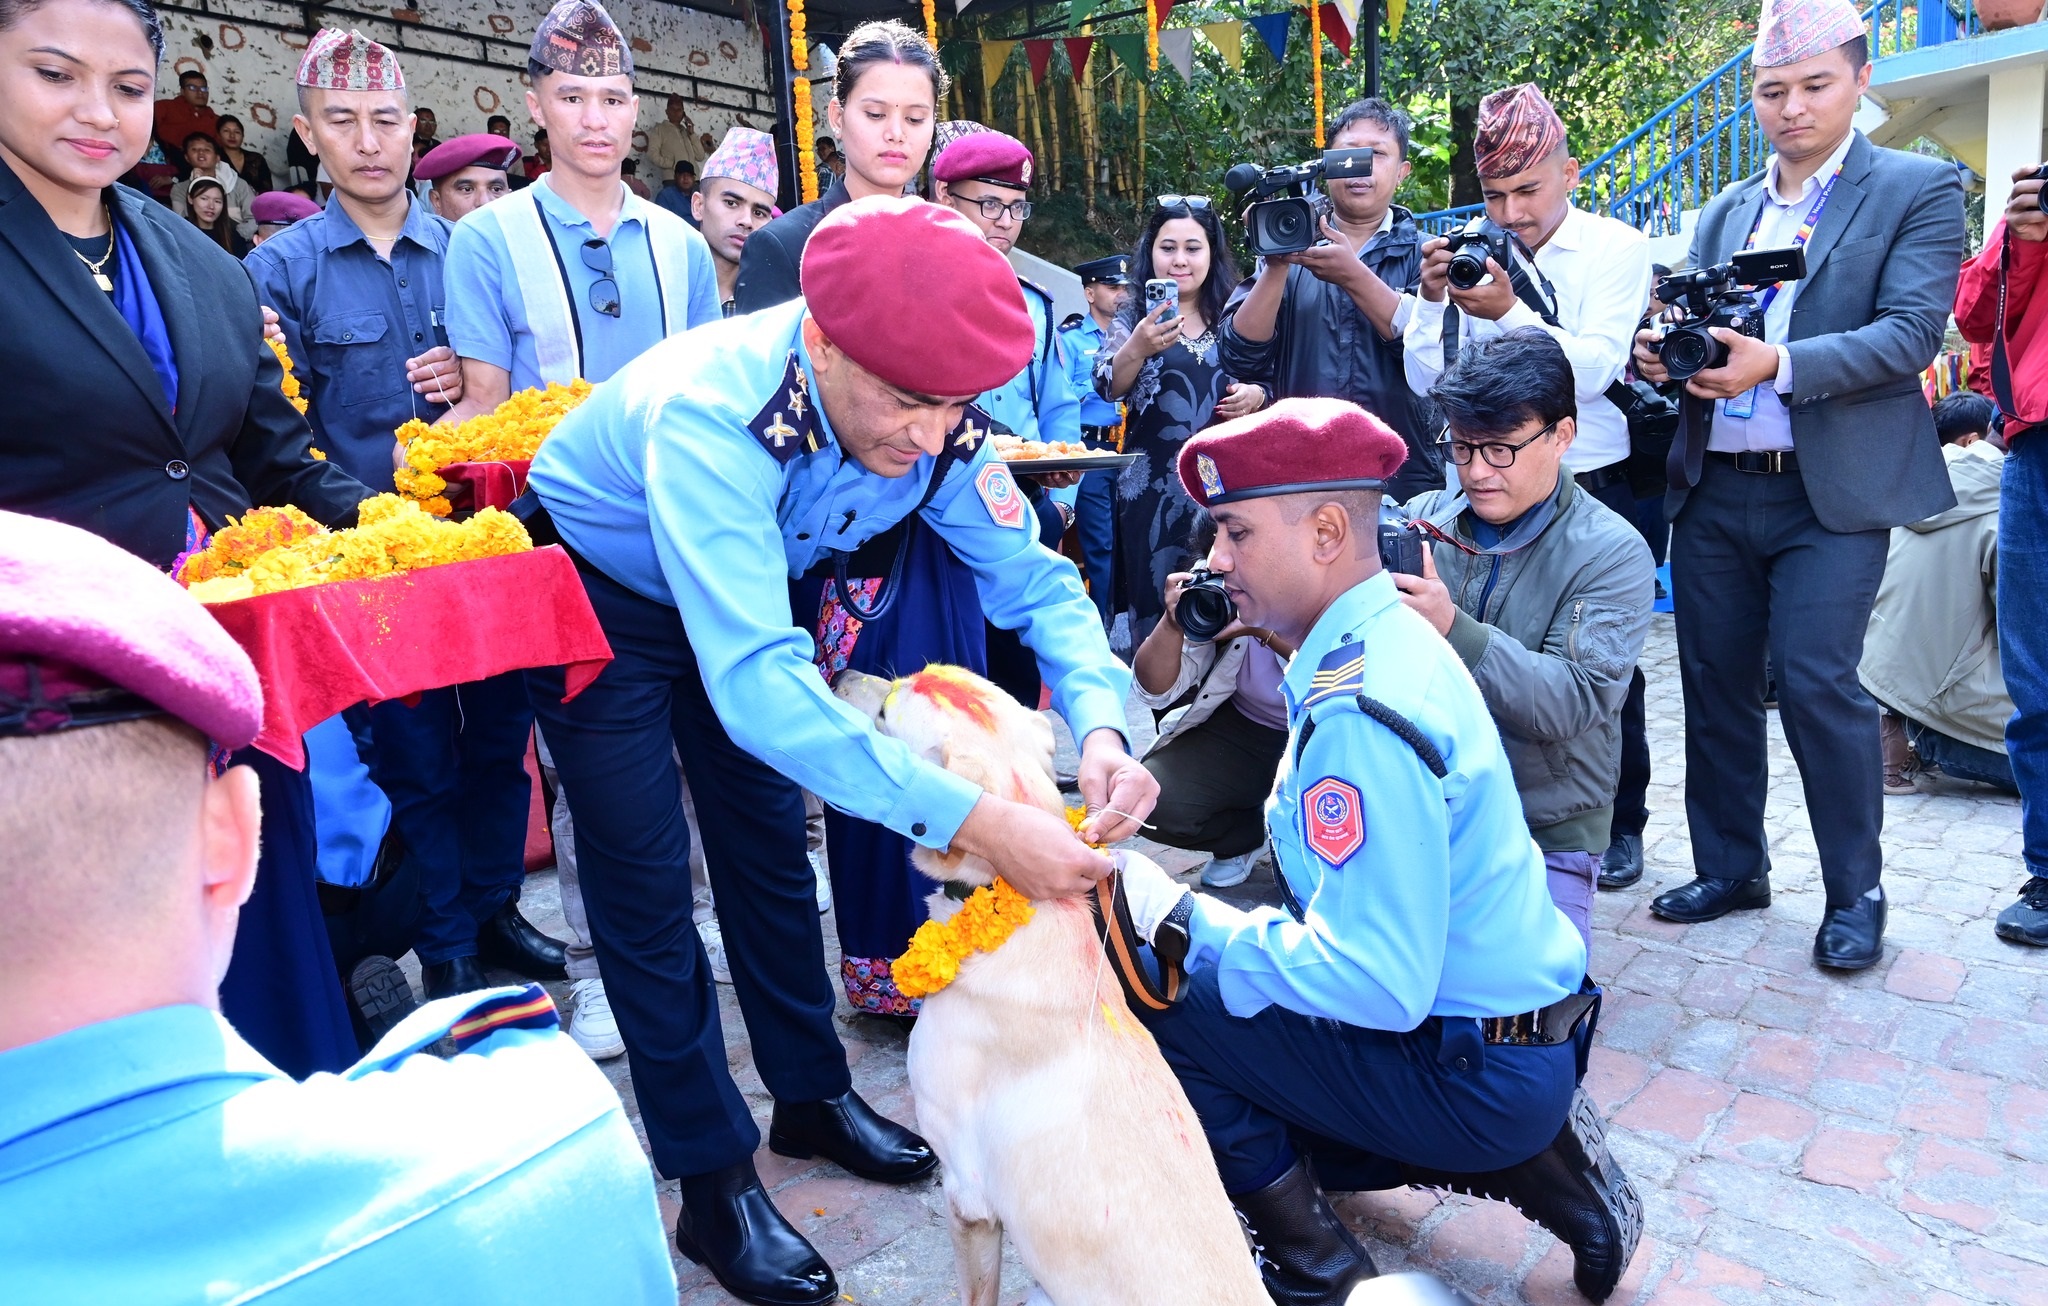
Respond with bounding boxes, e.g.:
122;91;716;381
1597;833;1644;890
1231;1157;1376;1305
675;1159;836;1306
420;955;486;1000
769;1089;937;1184
475;900;568;980
1399;1088;1642;1302
348;955;417;1045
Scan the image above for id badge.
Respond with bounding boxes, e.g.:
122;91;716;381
1723;385;1759;420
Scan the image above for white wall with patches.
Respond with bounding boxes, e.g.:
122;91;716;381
153;0;773;186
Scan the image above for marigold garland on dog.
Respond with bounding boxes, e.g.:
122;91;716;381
890;878;1036;998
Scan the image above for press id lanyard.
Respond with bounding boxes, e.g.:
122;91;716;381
1725;161;1842;420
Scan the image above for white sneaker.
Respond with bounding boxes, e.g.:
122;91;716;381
697;917;733;985
810;848;833;914
1202;849;1259;888
565;977;625;1060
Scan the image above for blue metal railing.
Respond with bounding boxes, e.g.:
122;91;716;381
1415;1;1978;237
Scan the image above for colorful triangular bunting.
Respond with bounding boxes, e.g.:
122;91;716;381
1063;35;1095;79
1024;38;1055;84
1069;0;1099;23
1319;2;1352;57
1102;32;1150;75
1387;0;1406;36
1248;10;1292;62
1158;28;1195;81
981;39;1016;88
1201;21;1242;69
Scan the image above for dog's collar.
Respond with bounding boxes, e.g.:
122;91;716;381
943;881;976;902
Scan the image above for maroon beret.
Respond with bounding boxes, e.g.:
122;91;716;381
0;511;261;747
801;196;1034;398
932;129;1033;190
415;133;523;182
251;191;321;225
1178;397;1408;508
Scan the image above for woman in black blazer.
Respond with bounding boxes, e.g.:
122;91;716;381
0;0;370;1076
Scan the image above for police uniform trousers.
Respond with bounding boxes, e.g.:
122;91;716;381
1073;466;1118;627
1670;458;1889;904
527;560;850;1180
360;672;535;966
219;745;359;1079
1136;968;1579;1195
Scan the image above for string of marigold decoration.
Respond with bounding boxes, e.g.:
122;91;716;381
178;495;532;603
392;379;592;517
790;0;818;203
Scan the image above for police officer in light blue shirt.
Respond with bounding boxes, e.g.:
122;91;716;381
513;195;1158;1305
0;511;675;1306
1111;398;1643;1306
438;0;719;424
1060;253;1132;623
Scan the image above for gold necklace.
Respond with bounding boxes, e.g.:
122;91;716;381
74;209;114;292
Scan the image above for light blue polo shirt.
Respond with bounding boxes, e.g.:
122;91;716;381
0;992;677;1303
444;174;720;389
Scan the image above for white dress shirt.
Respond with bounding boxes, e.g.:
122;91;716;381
1403;204;1652;474
1706;129;1857;453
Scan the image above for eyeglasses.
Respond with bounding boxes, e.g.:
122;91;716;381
580;239;621;318
1156;194;1212;215
1436;419;1559;469
954;195;1033;222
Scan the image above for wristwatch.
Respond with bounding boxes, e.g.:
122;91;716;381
1154;891;1195;972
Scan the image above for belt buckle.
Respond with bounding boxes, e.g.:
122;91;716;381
1739;450;1790;474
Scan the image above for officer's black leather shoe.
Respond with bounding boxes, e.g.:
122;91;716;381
769;1089;938;1184
1814;892;1887;970
1649;873;1771;923
475;901;568;980
1400;1089;1642;1302
420;955;487;1001
676;1159;836;1306
348;955;417;1046
1231;1157;1376;1305
1597;834;1644;890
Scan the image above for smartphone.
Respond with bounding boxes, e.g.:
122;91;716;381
1146;277;1179;323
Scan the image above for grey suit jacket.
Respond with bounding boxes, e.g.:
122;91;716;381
1667;131;1965;533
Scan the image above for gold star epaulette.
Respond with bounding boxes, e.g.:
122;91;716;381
748;350;824;464
1300;644;1366;709
947;402;1007;456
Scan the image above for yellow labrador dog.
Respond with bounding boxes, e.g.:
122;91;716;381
834;664;1268;1306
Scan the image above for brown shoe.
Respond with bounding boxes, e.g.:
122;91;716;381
1880;713;1916;795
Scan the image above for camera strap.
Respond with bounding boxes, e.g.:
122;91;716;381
1993;226;2029;424
1473;238;1651;427
1744;162;1843;313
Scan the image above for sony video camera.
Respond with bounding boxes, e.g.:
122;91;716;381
1654;246;1806;381
1225;147;1375;258
1442;214;1517;291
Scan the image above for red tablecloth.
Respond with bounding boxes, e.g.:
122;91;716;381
438;460;532;514
204;546;610;769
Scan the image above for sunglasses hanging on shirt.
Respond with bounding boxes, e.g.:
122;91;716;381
581;238;621;318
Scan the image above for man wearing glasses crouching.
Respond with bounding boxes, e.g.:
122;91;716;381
1392;328;1655;949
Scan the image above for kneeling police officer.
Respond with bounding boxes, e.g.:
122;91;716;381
515;196;1156;1306
1115;398;1641;1304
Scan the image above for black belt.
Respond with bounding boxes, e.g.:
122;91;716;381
1479;988;1600;1047
1707;449;1800;474
1573;463;1630;494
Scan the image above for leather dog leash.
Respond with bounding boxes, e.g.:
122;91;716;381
1088;871;1188;1012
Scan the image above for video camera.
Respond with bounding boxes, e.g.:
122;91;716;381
1654;246;1806;381
1224;148;1375;257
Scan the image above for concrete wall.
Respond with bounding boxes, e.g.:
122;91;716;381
153;0;771;185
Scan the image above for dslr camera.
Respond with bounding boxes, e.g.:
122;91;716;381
1225;147;1375;258
1178;511;1425;643
1443;214;1516;290
1654;246;1806;381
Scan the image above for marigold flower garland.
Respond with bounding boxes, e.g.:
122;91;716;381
268;335;308;415
789;0;819;203
1310;0;1326;148
1146;0;1160;70
177;494;532;603
889;806;1104;998
922;0;937;48
392;379;592;516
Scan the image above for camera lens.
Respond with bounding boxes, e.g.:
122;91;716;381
1659;326;1718;381
1178;578;1237;643
1447;250;1488;290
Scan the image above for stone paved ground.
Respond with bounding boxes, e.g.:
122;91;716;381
502;613;2047;1304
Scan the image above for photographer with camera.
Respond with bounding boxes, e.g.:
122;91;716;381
1219;100;1439;500
1955;163;2048;947
1390;330;1654;948
1131;518;1297;888
1631;0;1965;970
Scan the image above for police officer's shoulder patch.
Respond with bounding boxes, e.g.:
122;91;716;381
975;461;1029;529
1058;311;1085;331
949;402;1001;456
1302;777;1365;865
448;983;561;1053
1301;643;1367;709
746;350;823;464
